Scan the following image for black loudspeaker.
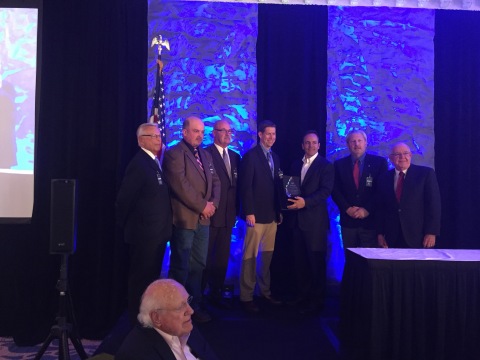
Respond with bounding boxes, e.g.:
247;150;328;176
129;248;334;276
50;179;77;254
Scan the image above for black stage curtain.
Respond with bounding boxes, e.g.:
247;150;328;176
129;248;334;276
257;4;328;168
0;0;148;342
1;3;480;343
434;10;480;250
257;4;328;296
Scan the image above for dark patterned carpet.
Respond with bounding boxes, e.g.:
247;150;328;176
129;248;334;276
0;337;101;359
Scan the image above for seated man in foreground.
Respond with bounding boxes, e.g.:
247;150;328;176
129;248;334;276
116;279;219;360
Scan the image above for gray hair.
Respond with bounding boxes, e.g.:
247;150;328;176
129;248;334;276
346;129;367;143
136;123;158;137
137;279;181;327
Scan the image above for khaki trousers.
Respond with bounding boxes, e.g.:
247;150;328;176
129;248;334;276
239;221;277;302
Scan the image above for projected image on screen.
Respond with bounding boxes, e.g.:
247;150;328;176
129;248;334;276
0;6;38;221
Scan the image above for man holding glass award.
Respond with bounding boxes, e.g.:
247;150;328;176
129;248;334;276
286;131;334;315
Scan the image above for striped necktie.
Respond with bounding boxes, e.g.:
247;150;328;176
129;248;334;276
194;148;204;171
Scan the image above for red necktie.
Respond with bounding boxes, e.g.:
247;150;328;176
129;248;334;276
353;160;360;189
396;172;405;202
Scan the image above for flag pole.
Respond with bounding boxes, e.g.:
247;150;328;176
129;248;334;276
150;35;170;163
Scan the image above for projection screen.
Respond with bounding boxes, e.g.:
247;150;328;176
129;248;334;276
0;0;41;223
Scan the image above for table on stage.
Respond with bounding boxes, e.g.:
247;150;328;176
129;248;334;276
340;248;480;360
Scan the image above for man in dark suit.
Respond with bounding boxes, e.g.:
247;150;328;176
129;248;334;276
116;279;219;360
287;131;334;314
116;123;173;325
163;116;221;323
377;142;441;248
203;120;240;308
332;130;388;250
238;120;283;313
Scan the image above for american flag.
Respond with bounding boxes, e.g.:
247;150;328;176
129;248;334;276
150;60;166;143
150;35;170;144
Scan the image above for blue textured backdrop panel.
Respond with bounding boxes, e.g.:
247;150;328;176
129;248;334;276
327;6;435;163
148;0;258;152
148;0;258;285
326;6;435;278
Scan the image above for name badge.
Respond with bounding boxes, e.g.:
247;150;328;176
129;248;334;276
157;172;163;185
366;175;373;187
208;162;215;175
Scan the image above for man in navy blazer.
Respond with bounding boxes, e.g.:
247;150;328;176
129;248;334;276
238;120;283;313
376;142;441;248
116;123;173;325
116;279;219;360
163;116;221;323
332;130;388;250
287;131;334;313
203;120;240;307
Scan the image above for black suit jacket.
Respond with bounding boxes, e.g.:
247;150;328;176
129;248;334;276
288;155;334;251
205;145;240;228
239;144;282;224
115;325;219;360
332;153;388;229
376;164;441;248
116;149;172;245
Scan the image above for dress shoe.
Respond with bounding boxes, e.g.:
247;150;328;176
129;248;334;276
192;308;212;323
241;300;260;314
261;295;283;306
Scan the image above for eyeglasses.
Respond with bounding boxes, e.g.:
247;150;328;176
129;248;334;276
141;134;161;139
391;152;411;158
214;129;235;135
155;295;193;312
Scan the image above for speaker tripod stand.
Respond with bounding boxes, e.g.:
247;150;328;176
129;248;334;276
34;254;88;360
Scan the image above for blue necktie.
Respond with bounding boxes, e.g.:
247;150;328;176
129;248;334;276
267;151;274;178
155;157;162;171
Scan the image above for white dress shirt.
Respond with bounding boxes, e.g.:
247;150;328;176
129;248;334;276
301;152;318;184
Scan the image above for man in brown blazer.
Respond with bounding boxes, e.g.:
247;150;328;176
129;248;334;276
163;116;221;323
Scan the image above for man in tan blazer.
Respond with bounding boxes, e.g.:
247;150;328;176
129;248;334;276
163;116;221;323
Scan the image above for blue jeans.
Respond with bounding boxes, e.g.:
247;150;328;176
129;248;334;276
168;224;209;309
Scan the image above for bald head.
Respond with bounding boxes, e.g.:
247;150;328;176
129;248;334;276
182;116;205;148
137;279;193;337
213;120;233;148
389;142;412;171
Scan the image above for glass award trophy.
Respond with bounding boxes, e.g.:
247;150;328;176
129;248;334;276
282;176;301;210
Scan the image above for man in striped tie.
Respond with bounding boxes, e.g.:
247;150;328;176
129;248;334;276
238;120;283;313
163;116;221;323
